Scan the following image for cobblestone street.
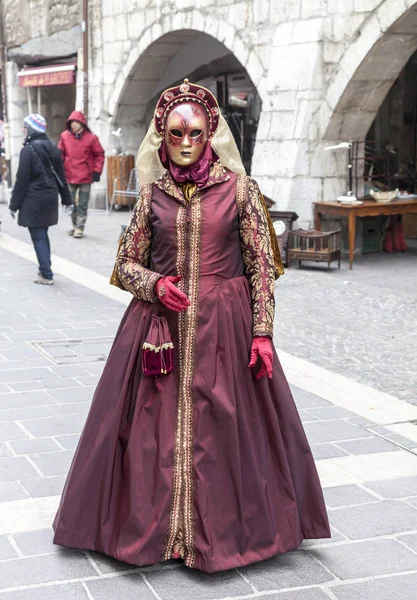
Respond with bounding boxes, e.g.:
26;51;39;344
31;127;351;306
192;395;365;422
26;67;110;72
275;248;417;405
1;231;417;598
2;0;417;595
2;208;416;404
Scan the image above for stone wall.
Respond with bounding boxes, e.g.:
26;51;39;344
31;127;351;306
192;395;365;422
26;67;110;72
3;0;32;48
3;0;81;48
48;0;82;36
6;62;27;173
3;0;82;179
90;0;417;222
4;0;417;219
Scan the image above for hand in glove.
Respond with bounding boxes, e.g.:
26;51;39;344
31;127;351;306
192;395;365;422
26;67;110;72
155;275;190;313
248;336;273;380
9;210;16;219
92;172;101;183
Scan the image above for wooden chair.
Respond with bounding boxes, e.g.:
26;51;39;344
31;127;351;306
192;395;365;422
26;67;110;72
287;229;341;270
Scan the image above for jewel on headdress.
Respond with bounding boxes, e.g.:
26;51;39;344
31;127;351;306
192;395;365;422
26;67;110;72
155;108;164;118
212;106;219;116
180;78;190;93
164;92;174;102
196;89;206;99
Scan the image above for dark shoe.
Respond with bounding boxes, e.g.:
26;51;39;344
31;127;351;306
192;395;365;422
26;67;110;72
34;276;54;286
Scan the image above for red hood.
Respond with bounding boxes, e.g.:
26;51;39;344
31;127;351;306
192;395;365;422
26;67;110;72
66;110;90;132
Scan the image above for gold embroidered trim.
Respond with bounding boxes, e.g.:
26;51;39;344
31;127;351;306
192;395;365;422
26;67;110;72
181;182;197;202
238;176;276;338
164;204;187;562
142;342;174;352
109;235;125;289
172;525;186;559
163;190;202;568
110;185;152;291
110;185;162;302
182;193;202;568
154;161;230;205
236;173;247;218
236;175;284;279
260;192;285;278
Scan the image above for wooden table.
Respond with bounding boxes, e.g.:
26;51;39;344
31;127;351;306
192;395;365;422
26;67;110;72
314;199;417;269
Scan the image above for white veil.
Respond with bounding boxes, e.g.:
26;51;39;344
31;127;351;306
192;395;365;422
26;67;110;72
136;111;246;187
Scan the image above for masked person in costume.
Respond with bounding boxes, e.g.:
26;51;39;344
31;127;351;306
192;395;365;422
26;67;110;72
53;80;330;572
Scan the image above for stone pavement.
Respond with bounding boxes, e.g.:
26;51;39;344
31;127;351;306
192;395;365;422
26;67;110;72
1;207;416;405
2;247;417;598
274;247;417;406
1;207;128;278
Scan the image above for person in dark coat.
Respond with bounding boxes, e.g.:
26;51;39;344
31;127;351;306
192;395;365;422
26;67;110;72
58;111;105;238
9;114;72;285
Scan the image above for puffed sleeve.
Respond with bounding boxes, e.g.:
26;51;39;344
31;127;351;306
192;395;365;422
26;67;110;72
113;184;163;302
239;177;276;337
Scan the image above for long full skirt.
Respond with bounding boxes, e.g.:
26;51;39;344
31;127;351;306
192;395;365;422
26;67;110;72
53;276;330;572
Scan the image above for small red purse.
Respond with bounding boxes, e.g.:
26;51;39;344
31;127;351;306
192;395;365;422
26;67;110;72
142;315;174;391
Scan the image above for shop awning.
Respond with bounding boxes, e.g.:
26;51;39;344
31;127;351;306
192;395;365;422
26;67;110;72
18;63;76;88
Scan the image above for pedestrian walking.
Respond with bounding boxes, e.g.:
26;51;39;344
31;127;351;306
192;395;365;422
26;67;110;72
53;81;330;572
9;114;72;285
58;111;105;239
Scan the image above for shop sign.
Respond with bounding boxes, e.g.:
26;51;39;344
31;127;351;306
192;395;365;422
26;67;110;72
18;64;76;88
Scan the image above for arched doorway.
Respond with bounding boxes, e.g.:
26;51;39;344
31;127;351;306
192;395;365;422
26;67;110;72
110;30;262;173
364;51;417;192
322;1;417;243
321;2;417;199
324;2;417;143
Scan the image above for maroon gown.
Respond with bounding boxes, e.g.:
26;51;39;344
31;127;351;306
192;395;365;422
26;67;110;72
53;162;330;573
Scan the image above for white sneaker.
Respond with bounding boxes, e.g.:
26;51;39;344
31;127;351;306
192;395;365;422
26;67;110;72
34;276;54;286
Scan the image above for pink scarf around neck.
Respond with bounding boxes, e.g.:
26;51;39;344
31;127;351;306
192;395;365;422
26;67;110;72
161;141;214;188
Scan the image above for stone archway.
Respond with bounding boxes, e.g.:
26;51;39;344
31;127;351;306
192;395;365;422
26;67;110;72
107;27;262;172
110;30;208;151
106;10;261;121
324;0;417;140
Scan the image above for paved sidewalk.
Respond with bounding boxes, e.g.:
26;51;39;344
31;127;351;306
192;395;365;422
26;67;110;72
1;207;127;277
1;207;416;405
2;248;417;599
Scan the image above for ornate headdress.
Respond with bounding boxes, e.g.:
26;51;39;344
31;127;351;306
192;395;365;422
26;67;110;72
154;79;220;137
136;79;246;187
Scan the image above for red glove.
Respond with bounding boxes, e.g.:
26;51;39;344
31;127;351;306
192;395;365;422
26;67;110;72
155;275;190;313
248;336;273;380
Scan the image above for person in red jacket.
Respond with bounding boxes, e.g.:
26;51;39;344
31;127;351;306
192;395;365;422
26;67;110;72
58;111;105;238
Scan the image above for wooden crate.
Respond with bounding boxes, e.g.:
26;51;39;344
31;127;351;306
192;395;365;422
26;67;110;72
403;214;417;239
288;229;341;270
106;155;135;206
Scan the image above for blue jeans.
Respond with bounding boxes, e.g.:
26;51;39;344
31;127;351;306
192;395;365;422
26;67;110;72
29;227;53;280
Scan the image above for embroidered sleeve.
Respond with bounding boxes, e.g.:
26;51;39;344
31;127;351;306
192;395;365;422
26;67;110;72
116;184;162;302
239;177;276;337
